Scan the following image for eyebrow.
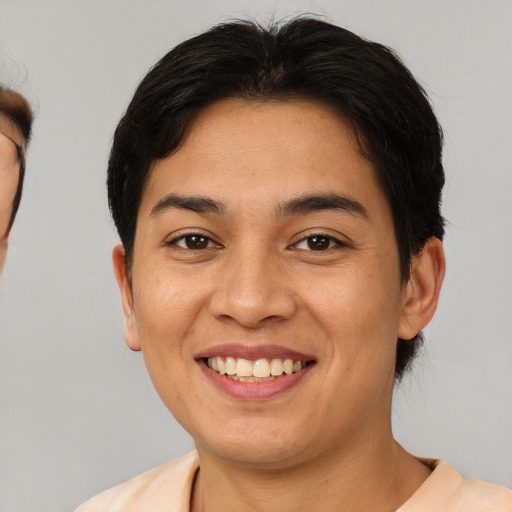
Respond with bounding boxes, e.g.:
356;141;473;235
150;194;225;217
278;193;368;218
150;192;368;219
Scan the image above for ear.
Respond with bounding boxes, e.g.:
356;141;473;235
398;237;446;340
112;244;141;351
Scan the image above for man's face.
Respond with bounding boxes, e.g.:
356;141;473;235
0;119;23;273
116;99;415;468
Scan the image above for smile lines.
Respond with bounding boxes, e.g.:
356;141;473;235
206;356;309;382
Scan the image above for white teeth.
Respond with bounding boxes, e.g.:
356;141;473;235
206;356;307;379
283;359;294;375
235;358;253;377
217;356;226;374
270;359;283;376
225;357;236;375
237;376;274;382
253;359;271;378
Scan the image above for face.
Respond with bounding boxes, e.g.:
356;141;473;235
0;118;23;272
116;99;424;469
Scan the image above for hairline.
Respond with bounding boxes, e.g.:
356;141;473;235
126;96;383;256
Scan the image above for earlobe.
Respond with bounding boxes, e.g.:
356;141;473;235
112;245;142;351
398;237;446;340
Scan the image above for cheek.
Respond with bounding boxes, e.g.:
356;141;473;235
0;156;19;202
133;271;206;409
303;262;402;360
133;269;207;355
0;170;19;238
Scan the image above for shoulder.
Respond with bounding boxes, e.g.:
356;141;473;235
74;451;199;512
452;476;512;511
400;459;512;512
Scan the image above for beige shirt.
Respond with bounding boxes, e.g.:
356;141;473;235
76;452;512;511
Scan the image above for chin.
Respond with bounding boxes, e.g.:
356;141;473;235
192;418;316;470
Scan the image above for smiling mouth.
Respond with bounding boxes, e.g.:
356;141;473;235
205;357;314;382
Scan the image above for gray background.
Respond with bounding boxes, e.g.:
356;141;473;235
0;1;511;510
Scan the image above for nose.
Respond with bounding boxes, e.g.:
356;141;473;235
209;247;298;328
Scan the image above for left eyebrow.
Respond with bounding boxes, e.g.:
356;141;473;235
278;193;368;219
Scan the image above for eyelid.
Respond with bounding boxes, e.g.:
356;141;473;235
290;231;348;251
164;229;348;251
166;230;223;249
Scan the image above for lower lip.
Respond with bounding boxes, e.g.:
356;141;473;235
198;359;314;400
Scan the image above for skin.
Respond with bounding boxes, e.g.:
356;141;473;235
0;116;24;273
114;98;445;511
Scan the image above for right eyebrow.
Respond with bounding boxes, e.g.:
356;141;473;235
150;194;225;217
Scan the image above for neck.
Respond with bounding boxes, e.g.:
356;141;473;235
191;429;431;512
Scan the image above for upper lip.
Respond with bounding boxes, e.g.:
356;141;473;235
195;344;315;361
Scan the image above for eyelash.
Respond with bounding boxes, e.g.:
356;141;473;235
167;233;220;250
292;233;345;252
167;232;345;252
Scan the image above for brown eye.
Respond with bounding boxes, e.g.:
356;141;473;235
184;235;209;249
170;234;215;250
307;235;331;251
293;234;343;252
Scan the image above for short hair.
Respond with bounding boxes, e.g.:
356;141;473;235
107;17;445;380
0;86;33;234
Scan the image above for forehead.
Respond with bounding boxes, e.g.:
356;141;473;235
140;98;386;215
179;98;361;167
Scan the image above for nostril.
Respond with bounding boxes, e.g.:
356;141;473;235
208;273;298;328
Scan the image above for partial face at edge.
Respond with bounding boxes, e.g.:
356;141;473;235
114;98;444;468
0;118;24;272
